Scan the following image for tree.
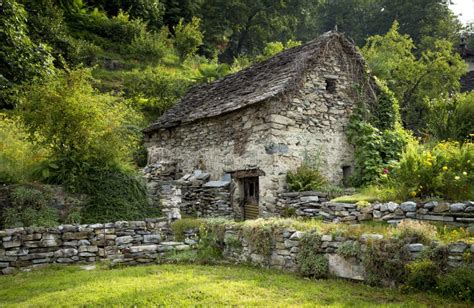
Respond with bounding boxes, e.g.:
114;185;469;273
315;0;461;48
200;0;320;62
14;68;142;185
0;0;54;108
361;22;467;134
174;17;203;62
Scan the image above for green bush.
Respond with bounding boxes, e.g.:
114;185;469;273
287;165;327;192
363;239;410;286
78;170;160;223
0;114;47;184
336;241;361;258
427;93;474;142
388;140;474;200
437;266;474;302
404;259;439;291
171;218;203;241
129;27;171;61
297;231;328;278
241;222;273;256
124;66;193;121
3;186;59;228
173;17;203;62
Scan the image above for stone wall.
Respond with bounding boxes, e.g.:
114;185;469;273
0;218;194;275
276;192;474;225
218;226;473;281
180;184;234;219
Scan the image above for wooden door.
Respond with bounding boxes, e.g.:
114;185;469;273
243;177;259;220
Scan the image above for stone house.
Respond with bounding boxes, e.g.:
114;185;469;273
143;31;378;219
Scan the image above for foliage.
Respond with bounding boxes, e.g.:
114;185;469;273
297;231;328;278
387;140;474;200
196;224;223;263
200;0;318;62
256;39;301;61
437;266;474;302
286;153;327;192
427;92;474;142
363;238;411;286
77;170;160;223
396;220;437;245
0;114;47;184
123;66;193;121
173;17;203;62
129;27;171;61
0;0;55;108
14;68;142;188
361;21;467;134
171;218;203;241
3;186;59;228
240;220;273;256
404;259;440;292
336;241;361;258
348;80;410;186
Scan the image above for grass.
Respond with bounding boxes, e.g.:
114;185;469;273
0;264;469;307
331;186;398;203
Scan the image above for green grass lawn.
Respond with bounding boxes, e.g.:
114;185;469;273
0;264;468;307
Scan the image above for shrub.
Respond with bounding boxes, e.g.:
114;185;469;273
389;140;474;200
336;241;361;258
404;259;439;291
196;224;223;264
437;266;474;302
78;170;160;223
427;92;474;142
129;27;171;61
15;68;143;188
124;66;193;121
286;165;327;192
0;114;47;184
363;239;410;286
396;220;437;245
297;231;328;278
241;220;273;256
171;218;203;241
3;186;59;228
173;17;203;62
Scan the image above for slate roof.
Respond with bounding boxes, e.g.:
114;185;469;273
144;31;366;133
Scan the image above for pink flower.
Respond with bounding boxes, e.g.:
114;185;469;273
383;168;389;174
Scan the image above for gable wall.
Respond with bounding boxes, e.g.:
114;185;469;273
263;52;367;206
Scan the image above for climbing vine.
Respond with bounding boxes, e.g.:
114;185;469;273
348;78;409;186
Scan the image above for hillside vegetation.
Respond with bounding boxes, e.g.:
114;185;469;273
0;0;473;225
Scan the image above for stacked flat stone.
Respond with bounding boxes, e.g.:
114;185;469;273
276;192;474;225
0;218;194;275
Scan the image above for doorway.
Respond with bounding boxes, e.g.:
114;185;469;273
243;177;259;220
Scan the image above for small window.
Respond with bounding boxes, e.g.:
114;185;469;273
325;78;336;93
342;166;352;187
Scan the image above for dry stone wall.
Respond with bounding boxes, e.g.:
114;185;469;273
217;226;473;281
276;192;474;225
0;218;194;275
